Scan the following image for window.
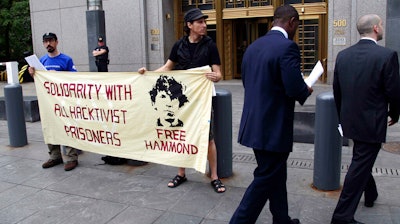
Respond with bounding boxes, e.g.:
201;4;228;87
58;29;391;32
182;0;215;11
297;19;319;76
283;0;325;4
250;0;271;7
225;0;271;8
226;0;245;8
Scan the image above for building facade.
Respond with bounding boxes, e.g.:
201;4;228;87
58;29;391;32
29;0;398;84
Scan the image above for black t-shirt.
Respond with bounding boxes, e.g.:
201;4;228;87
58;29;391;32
169;38;221;69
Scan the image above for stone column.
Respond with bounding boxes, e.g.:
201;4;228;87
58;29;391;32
86;0;106;72
386;0;400;64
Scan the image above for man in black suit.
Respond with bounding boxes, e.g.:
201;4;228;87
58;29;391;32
331;14;400;224
230;5;312;224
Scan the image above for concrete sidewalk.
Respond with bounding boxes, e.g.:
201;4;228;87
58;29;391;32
0;80;400;224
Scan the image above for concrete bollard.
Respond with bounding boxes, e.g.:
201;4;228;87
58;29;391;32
1;61;28;147
4;84;28;147
212;88;233;178
313;91;342;190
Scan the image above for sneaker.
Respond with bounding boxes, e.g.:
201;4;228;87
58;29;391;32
64;160;78;171
42;158;63;168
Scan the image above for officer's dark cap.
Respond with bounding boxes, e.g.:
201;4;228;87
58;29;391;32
184;8;208;23
98;36;104;42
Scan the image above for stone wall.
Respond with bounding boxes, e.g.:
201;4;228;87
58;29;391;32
29;0;172;72
386;0;400;63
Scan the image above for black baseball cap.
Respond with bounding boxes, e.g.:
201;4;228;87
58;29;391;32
184;8;208;23
43;32;57;41
98;36;104;42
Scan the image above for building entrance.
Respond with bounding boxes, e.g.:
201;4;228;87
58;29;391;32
232;18;270;79
297;18;320;77
230;17;324;80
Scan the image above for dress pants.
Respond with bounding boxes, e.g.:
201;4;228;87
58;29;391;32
364;173;377;203
332;140;380;222
48;144;78;162
230;149;291;224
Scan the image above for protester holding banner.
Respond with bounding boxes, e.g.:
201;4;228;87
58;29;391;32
28;32;80;171
230;5;313;224
139;8;225;193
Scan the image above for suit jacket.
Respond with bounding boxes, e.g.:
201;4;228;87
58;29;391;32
333;39;400;143
238;30;310;152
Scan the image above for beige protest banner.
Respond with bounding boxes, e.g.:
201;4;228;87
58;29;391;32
34;69;213;173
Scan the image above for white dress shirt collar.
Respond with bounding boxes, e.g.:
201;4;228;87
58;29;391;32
361;37;377;44
271;26;288;39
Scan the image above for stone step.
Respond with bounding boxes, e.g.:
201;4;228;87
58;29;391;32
294;105;348;145
0;96;40;122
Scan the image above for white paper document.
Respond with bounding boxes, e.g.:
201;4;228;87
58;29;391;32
304;60;323;87
338;124;343;137
187;65;212;72
25;54;47;71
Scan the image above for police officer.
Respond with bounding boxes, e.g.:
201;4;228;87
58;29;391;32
92;36;109;72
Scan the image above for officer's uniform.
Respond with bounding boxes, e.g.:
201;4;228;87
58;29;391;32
94;37;109;72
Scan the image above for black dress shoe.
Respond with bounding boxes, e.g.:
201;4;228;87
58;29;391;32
364;200;374;207
331;218;365;224
290;218;300;224
364;193;378;207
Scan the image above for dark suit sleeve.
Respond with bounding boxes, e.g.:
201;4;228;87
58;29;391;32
333;57;342;119
384;51;400;122
281;42;310;105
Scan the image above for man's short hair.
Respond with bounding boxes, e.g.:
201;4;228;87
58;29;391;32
357;14;381;35
273;5;299;23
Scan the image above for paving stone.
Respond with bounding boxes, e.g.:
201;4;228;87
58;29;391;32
153;211;203;224
107;205;164;224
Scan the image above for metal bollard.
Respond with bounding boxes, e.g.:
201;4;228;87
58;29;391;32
5;85;28;147
313;91;342;191
1;61;28;147
212;88;233;178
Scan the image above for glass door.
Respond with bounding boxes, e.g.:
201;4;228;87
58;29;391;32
296;18;320;77
233;18;269;79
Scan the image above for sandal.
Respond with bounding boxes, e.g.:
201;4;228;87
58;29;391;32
211;179;226;193
168;175;187;188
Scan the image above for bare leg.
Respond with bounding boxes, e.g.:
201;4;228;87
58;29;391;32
208;139;218;180
208;139;225;192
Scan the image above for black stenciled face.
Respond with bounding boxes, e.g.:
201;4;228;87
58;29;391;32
154;90;181;124
149;75;189;127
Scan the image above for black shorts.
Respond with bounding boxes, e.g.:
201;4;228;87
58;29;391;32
209;108;214;141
